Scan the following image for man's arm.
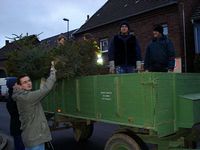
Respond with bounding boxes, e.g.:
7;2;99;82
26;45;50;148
167;40;175;71
108;37;115;73
135;39;142;61
108;37;115;62
144;46;150;71
17;64;56;105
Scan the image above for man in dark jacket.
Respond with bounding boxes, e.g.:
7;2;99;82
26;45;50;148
12;62;56;150
6;77;25;150
108;21;142;74
144;25;175;72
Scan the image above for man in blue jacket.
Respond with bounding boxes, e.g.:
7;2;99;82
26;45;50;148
144;25;175;72
6;77;25;150
108;21;142;74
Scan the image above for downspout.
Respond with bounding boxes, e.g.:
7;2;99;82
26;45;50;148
191;19;197;54
181;2;187;72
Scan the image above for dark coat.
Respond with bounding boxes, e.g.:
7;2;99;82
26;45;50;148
12;70;56;147
144;36;175;72
108;34;141;66
6;88;22;136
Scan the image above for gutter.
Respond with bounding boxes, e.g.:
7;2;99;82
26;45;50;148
180;2;187;72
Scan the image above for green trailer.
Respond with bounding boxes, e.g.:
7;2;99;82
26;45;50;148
35;72;200;150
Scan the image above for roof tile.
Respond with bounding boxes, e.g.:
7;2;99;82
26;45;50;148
76;0;177;34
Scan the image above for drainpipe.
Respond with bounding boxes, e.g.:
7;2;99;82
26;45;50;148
181;2;187;72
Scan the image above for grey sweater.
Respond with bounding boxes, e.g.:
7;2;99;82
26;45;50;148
12;70;56;147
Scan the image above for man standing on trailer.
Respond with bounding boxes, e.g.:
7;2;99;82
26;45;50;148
108;21;142;74
12;62;56;150
144;25;175;72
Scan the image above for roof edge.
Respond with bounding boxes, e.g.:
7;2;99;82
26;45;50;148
75;1;178;35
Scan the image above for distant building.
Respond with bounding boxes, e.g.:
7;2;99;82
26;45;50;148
0;35;40;76
41;29;78;46
74;0;200;72
0;30;77;75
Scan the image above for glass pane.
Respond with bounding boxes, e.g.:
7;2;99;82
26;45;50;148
162;24;168;36
100;38;108;52
194;24;200;54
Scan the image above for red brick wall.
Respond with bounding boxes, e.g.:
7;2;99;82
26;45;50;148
76;5;181;60
129;5;181;58
75;1;199;72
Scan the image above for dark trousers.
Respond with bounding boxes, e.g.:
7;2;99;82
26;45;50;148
115;66;136;74
14;135;25;150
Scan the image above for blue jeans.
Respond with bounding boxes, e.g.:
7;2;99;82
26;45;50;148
13;135;25;150
25;144;44;150
115;66;136;74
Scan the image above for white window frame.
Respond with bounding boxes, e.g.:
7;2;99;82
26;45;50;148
162;24;168;36
194;23;200;54
99;38;109;53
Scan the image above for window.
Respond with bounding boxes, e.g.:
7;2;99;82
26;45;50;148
99;38;109;53
162;24;168;36
194;23;200;54
154;24;168;35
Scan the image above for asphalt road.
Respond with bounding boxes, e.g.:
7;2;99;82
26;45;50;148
2;101;199;150
51;123;118;150
0;102;118;150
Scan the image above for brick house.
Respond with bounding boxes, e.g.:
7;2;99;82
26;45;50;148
0;35;40;76
41;29;78;46
0;41;18;77
0;31;77;76
74;0;200;72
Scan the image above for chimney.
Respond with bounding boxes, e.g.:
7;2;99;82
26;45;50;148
5;40;9;45
86;15;90;22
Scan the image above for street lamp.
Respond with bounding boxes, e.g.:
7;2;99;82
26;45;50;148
63;18;69;39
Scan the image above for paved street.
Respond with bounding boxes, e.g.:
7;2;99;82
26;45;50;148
52;123;118;150
2;102;199;150
0;102;118;150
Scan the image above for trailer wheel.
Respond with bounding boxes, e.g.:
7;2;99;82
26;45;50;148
73;124;94;142
105;133;141;150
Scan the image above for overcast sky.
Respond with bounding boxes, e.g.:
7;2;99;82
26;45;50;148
0;0;107;48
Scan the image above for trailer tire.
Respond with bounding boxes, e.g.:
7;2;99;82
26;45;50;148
73;123;94;142
105;133;141;150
